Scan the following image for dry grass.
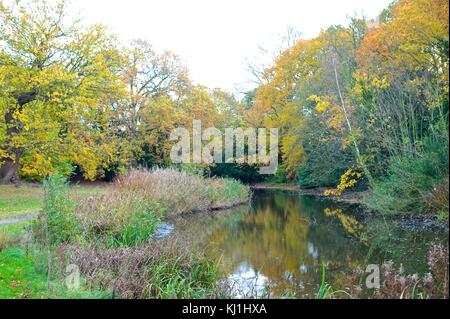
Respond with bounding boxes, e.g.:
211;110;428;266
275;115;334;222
112;168;250;216
374;242;449;299
55;169;250;247
114;169;210;215
56;239;219;299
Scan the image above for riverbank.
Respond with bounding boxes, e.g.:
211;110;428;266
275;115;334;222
0;169;251;299
1;178;448;299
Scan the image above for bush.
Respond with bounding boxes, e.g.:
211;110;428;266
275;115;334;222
364;133;449;214
264;166;290;184
34;174;79;245
210;163;264;183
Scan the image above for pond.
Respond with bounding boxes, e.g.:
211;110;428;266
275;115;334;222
169;189;447;298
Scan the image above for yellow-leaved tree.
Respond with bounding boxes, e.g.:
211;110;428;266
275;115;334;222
0;0;128;182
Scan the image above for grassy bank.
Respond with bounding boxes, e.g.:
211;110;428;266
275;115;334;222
0;168;250;299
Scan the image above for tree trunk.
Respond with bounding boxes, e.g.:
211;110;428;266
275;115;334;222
0;91;36;184
0;157;20;184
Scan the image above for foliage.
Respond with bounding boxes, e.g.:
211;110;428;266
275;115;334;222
58;240;221;299
324;166;363;196
0;247;111;298
0;0;128;182
210;163;263;184
364;131;449;214
0;0;246;183
264;166;289;184
245;0;448;217
34;174;79;245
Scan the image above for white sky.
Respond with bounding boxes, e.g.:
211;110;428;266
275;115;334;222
68;0;392;94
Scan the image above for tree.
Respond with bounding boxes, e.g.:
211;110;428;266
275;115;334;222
0;0;127;182
119;39;190;165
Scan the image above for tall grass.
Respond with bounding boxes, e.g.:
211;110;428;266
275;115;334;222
34;169;250;248
58;240;221;299
75;192;165;247
29;169;250;298
114;168;250;216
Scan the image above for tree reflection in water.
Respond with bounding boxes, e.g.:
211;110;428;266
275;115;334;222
171;189;446;298
206;190;367;297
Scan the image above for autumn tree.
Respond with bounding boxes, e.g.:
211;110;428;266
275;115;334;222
119;39;191;165
0;0;128;183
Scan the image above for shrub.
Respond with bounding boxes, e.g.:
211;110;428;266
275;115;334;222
364;133;449;214
34;174;79;245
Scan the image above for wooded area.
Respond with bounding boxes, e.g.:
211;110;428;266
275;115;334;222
0;0;448;301
1;0;448;217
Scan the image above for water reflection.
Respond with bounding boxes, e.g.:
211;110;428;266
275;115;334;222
171;189;446;298
207;190;367;297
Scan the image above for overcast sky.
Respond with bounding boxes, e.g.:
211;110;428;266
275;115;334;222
69;0;392;93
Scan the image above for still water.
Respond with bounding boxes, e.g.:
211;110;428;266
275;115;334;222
171;189;447;298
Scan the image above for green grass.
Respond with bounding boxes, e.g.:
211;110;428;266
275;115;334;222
0;185;43;219
0;184;107;220
0;248;111;299
0;221;32;252
144;254;220;298
0;248;48;298
0;220;32;236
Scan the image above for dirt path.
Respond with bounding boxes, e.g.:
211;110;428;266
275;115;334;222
0;212;39;225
